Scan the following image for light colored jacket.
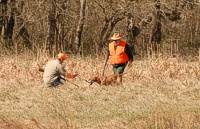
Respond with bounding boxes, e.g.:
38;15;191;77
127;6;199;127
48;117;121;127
43;59;66;85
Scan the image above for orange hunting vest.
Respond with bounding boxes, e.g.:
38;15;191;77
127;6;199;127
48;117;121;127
109;41;129;64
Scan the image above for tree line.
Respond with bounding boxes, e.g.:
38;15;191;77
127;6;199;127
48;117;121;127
0;0;199;57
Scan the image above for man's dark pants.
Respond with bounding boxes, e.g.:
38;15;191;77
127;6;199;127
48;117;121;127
112;63;127;74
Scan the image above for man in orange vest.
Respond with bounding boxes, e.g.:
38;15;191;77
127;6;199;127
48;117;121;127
108;33;133;74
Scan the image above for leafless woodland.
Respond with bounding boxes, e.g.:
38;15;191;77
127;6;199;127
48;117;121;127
0;0;199;58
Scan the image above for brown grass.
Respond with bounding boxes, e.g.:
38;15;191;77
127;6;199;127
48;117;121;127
0;53;199;129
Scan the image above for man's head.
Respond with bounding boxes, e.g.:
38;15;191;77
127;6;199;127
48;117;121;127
111;33;121;46
57;53;67;63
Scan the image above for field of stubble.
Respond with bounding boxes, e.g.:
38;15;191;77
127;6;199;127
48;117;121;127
0;54;199;129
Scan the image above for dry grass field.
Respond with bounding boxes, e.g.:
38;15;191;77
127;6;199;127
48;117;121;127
0;53;199;129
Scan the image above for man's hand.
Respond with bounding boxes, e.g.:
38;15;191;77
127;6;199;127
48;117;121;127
65;73;79;78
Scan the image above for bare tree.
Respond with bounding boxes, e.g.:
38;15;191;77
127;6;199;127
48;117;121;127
0;0;32;49
75;0;86;55
46;0;56;53
0;0;199;57
15;1;31;48
94;1;126;53
148;0;162;53
0;0;14;49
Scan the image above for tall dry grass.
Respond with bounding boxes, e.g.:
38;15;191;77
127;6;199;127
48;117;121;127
0;52;199;129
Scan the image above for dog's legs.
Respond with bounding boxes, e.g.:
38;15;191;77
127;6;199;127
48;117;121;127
117;75;123;86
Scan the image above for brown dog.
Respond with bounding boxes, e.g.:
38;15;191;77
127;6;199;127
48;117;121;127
86;74;123;86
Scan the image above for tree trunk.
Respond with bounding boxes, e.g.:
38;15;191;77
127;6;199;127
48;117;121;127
46;0;56;53
99;15;125;53
127;12;137;55
99;17;110;52
149;0;162;53
15;1;31;48
57;3;67;53
75;0;86;55
102;16;124;47
0;0;15;49
0;0;7;34
4;14;14;48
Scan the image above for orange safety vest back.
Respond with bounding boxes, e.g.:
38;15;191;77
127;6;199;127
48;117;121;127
109;41;129;64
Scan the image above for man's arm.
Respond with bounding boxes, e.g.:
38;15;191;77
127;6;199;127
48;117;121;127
125;44;133;62
57;64;78;78
57;64;67;76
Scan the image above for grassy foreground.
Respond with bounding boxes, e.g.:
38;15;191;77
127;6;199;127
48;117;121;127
0;54;199;129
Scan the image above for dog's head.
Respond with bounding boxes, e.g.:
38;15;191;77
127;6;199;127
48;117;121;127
85;76;101;86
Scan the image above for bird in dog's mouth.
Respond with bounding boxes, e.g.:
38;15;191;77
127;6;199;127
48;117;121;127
85;80;94;86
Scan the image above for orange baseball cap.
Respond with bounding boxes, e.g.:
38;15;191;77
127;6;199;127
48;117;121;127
57;53;67;60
